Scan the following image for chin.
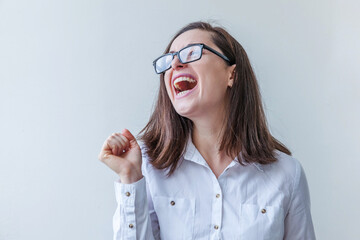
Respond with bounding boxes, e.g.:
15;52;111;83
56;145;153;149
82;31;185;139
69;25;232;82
173;105;194;118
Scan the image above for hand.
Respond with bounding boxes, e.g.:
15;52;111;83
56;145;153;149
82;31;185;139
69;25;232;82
98;129;143;184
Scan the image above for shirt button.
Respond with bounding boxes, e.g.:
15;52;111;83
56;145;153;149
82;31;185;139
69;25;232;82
129;223;134;228
261;208;266;214
125;192;131;197
214;225;219;230
170;201;175;206
216;194;220;198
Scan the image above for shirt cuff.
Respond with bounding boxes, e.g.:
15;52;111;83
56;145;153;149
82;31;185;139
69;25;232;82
114;176;146;206
114;177;147;238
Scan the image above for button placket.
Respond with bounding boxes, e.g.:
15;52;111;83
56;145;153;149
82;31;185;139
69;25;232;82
119;184;136;237
210;176;223;236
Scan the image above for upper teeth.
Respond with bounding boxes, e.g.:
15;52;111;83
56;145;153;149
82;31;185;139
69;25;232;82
174;76;196;85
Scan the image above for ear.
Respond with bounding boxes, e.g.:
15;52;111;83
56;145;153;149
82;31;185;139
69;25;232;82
227;64;236;88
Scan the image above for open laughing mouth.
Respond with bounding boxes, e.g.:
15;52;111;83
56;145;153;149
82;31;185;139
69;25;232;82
173;74;198;97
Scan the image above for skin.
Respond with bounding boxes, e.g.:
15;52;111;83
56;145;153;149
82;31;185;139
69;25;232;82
165;29;236;177
98;129;142;183
99;29;236;182
164;29;235;122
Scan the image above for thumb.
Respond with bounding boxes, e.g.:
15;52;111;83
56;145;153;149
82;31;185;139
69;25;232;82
121;129;139;148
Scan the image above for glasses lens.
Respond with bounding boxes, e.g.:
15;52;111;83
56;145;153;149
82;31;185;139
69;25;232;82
179;45;202;63
155;54;173;73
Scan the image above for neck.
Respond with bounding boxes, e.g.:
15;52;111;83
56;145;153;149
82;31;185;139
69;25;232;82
190;107;229;164
190;109;234;178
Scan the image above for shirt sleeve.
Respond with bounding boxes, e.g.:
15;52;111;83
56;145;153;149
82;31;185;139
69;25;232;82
113;177;157;240
283;160;316;240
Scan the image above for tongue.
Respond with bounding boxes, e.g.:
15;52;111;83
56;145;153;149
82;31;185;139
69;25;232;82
175;81;197;92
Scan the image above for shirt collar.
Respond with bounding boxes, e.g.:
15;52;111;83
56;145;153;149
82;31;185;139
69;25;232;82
252;162;264;172
183;135;264;172
182;135;241;168
183;135;209;167
183;134;195;160
238;151;265;172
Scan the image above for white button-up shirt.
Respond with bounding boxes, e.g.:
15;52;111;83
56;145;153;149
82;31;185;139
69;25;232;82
113;137;316;240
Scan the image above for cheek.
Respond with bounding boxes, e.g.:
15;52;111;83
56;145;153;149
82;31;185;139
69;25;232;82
200;76;229;103
204;79;228;96
164;75;173;98
202;68;229;91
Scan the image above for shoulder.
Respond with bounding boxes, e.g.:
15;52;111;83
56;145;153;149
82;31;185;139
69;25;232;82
138;141;164;176
258;150;306;195
263;150;302;178
139;141;152;166
138;141;149;159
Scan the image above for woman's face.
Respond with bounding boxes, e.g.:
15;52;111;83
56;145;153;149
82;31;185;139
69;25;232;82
164;29;235;120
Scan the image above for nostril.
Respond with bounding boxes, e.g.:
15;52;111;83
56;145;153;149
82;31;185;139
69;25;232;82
171;57;185;70
172;64;184;71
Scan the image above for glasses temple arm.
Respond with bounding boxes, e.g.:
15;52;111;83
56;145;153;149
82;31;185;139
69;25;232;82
203;45;231;63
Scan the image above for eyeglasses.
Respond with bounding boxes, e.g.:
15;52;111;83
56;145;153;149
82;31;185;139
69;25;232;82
153;43;231;74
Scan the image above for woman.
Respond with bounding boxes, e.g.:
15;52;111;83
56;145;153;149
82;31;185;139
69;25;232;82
99;21;316;240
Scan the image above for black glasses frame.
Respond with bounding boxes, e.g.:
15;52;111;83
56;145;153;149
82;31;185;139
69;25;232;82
152;43;231;74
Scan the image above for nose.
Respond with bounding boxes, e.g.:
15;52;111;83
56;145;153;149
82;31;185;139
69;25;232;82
171;54;185;71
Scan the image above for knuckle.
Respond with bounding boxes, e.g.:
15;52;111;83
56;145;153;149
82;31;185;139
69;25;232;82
98;154;104;162
112;132;120;137
120;135;129;142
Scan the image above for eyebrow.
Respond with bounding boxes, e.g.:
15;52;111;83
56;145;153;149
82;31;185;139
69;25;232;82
168;43;200;53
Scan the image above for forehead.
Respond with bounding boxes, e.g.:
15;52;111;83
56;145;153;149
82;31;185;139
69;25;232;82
169;29;216;52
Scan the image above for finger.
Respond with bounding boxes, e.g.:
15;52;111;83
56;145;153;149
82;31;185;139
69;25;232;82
121;129;136;141
100;154;124;174
112;133;130;153
99;138;114;159
101;136;121;157
118;134;132;151
121;129;139;148
113;133;129;146
99;134;124;160
101;137;112;151
107;139;125;156
98;143;113;162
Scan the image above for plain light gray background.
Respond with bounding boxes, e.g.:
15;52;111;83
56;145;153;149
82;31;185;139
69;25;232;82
1;0;359;239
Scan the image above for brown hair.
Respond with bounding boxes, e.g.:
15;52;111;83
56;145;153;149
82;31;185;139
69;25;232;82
139;21;291;176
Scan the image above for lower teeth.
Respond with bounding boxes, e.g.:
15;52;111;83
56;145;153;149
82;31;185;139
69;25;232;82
177;90;190;96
